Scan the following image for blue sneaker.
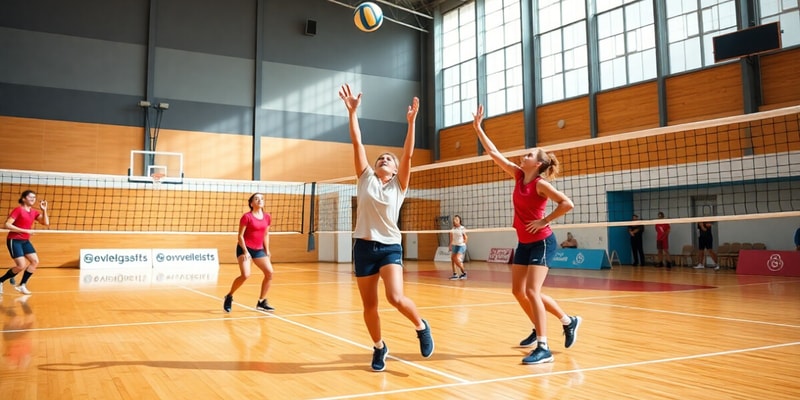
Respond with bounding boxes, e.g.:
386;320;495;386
519;329;537;347
223;294;233;313
416;319;434;358
371;342;388;371
522;344;554;364
563;316;582;349
459;272;467;280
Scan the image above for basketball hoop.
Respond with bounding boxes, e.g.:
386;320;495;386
151;173;165;190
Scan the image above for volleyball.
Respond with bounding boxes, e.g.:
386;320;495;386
353;2;383;33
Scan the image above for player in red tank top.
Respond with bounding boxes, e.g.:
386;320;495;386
222;193;275;313
0;190;50;295
473;105;582;365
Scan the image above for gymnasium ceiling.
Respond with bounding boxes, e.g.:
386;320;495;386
329;0;457;32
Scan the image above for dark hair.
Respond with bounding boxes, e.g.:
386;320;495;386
247;193;264;211
18;190;35;205
658;211;665;218
453;215;461;224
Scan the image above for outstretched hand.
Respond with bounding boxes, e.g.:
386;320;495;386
338;83;361;113
407;97;419;123
472;104;484;129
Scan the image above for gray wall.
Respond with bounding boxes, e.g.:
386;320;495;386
0;0;429;148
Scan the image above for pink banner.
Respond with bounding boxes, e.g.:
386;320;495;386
487;248;514;264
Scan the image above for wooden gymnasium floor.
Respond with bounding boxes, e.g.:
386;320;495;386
1;261;799;399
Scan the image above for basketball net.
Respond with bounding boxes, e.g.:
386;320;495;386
151;173;164;190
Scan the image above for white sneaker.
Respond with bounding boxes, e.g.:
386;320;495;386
14;285;32;295
693;264;705;269
0;283;3;295
712;265;720;271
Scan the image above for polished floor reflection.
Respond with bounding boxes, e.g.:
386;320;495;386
1;262;798;399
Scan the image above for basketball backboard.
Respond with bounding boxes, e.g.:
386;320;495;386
128;150;184;184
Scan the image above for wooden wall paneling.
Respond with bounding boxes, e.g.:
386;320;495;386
759;47;800;109
0;117;141;175
154;129;253;180
96;125;144;175
750;113;800;154
666;63;743;124
439;123;478;161
261;138;353;182
42;121;102;173
596;81;660;136
411;232;439;261
536;96;591;145
260;137;432;182
0;117;46;171
483;112;525;151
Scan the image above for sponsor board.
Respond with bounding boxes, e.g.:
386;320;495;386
80;249;152;269
152;248;219;268
434;246;451;262
487;248;514;264
550;249;612;270
737;250;800;277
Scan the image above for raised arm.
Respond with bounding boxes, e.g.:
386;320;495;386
38;199;49;227
339;84;370;177
396;96;419;191
472;104;519;178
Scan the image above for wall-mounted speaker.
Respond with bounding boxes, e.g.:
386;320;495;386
305;19;317;36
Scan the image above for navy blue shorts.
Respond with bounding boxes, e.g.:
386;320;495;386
7;239;36;259
513;233;557;267
236;245;267;259
353;239;403;277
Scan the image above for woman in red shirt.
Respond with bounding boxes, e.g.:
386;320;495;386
473;105;581;365
1;190;49;295
223;193;274;313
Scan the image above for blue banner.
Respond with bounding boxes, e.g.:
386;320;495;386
550;249;612;270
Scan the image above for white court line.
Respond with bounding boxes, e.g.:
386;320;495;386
310;341;800;400
573;300;800;329
184;287;470;384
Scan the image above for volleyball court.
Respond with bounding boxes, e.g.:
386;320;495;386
0;106;799;398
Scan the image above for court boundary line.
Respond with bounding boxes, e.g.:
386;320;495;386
184;287;470;384
310;341;800;400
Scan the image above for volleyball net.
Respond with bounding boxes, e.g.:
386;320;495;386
1;106;798;240
0;171;307;234
314;105;800;235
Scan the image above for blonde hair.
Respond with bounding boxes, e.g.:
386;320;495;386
533;148;560;180
375;152;399;172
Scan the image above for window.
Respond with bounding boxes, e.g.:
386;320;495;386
667;0;737;73
538;0;589;104
484;0;523;116
597;0;656;90
760;0;800;47
538;0;588;103
442;2;477;126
